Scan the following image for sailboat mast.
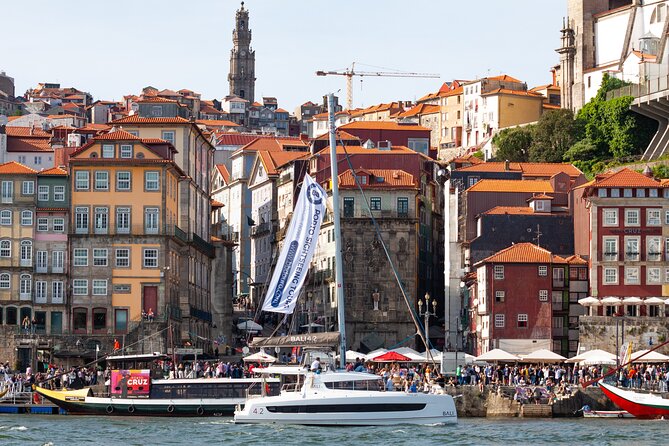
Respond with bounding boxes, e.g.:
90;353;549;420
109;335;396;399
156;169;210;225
327;93;347;368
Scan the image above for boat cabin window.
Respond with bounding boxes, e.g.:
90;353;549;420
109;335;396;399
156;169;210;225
323;379;384;391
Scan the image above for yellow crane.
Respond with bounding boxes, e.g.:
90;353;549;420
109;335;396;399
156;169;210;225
316;62;440;110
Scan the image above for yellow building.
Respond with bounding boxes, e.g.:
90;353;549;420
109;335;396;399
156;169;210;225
68;130;184;338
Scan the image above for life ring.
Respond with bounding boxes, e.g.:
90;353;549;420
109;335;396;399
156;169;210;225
128;405;135;414
196;406;204;416
106;405;114;414
167;405;175;413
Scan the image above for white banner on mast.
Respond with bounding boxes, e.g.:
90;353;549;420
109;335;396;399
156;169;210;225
261;174;326;314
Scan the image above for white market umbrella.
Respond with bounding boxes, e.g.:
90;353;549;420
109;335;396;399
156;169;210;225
631;349;669;363
474;348;520;362
664;298;669;306
364;348;388;361
520;349;567;363
243;351;277;363
336;350;367;363
578;297;601;306
237;320;263;331
566;349;616;365
623;296;643;304
391;347;425;362
601;296;622;306
644;297;666;305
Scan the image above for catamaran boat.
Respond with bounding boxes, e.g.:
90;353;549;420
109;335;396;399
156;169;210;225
234;367;457;425
599;382;669;419
35;353;280;416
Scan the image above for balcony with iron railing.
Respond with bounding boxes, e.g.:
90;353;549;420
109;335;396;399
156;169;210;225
342;209;413;219
250;222;272;237
71;224;188;238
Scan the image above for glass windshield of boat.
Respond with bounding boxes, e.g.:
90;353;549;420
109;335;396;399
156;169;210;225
323;379;384;391
150;381;280;399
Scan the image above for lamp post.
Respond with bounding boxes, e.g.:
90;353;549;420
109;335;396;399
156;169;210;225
418;292;438;351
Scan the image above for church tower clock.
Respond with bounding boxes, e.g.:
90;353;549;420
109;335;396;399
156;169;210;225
228;2;256;103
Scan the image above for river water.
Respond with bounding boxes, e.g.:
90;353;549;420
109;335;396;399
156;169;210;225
0;415;664;446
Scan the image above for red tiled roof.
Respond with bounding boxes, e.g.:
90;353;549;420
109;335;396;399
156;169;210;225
481;88;544;98
482;206;543;215
529;193;554;200
487;74;523;83
216;133;281;147
6;137;53;153
93;130;141;141
543;104;561;110
5;127;51;138
240;138;309;152
397;103;440;118
339;121;430;132
211;199;224;208
140;138;171;145
274;108;289;113
339;168;417;189
456;162;582;178
38;166;67;176
590;168;661;188
478;242;558;265
467;179;554;193
215;164;230;183
137;96;178;103
315;130;360;141
110;116;191;125
0;161;37;175
258;151;309;175
315;145;415;156
196;119;239;128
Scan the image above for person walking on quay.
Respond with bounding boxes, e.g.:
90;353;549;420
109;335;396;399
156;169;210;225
113;338;120;352
22;316;30;334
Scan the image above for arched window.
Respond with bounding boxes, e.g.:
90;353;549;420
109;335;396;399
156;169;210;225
0;273;10;289
20;240;32;266
0;240;10;258
19;274;31;299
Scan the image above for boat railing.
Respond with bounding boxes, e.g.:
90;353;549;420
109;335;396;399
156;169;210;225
281;383;301;393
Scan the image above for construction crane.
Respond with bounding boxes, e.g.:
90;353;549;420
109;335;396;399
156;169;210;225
316;62;440;110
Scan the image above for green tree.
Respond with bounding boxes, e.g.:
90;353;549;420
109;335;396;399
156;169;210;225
492;126;532;162
529;109;581;162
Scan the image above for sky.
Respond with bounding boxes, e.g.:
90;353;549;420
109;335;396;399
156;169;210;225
3;0;566;112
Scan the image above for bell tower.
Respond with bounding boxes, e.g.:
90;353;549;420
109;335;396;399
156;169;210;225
228;2;256;103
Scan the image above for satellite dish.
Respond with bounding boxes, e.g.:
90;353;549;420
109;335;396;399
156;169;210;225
242;346;250;355
0;115;7;127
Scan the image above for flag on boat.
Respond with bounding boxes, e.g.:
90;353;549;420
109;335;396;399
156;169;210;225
619;341;633;367
261;174;326;314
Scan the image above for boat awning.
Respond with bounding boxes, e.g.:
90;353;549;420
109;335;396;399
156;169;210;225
250;332;340;348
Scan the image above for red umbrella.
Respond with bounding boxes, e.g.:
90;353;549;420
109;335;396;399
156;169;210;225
372;351;412;362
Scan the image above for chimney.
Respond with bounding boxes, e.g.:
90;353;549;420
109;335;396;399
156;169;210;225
643;165;653;178
504;159;510;171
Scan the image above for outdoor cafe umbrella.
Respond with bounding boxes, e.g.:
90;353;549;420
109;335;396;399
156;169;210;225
243;351;277;363
623;296;643;304
631;349;669;363
371;351;412;362
578;296;601;316
601;296;622;305
520;348;567;363
364;349;388;361
237;320;263;331
644;297;666;305
566;349;616;365
474;348;520;363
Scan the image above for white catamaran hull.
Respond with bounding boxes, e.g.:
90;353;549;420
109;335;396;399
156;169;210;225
234;389;457;425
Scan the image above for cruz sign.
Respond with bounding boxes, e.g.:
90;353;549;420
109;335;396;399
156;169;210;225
111;369;151;398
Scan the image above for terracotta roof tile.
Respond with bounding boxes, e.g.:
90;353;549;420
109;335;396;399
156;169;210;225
315;145;415;156
590;168;661;188
315;130;360;141
110;116;191;125
38;166;67;176
0;161;37;175
6;137;53;152
274;108;289;113
487;74;523;83
93;130;141;141
5;127;51;138
137;96;178;103
563;254;588;265
481;88;544;98
398;103;440;118
339;169;417;189
456;162;582;178
196;119;240;128
542;104;562;110
211;199;224;208
482;206;542;215
258;151;309;175
467;179;554;193
240;138;309;152
215;164;230;183
478;242;558;265
216;133;301;147
339;121;430;132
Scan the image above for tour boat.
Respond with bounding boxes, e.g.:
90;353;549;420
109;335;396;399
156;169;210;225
234;95;457;426
34;353;280;416
233;368;457;425
599;382;669;419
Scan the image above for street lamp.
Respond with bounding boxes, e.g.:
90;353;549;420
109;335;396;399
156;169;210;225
418;292;438;351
